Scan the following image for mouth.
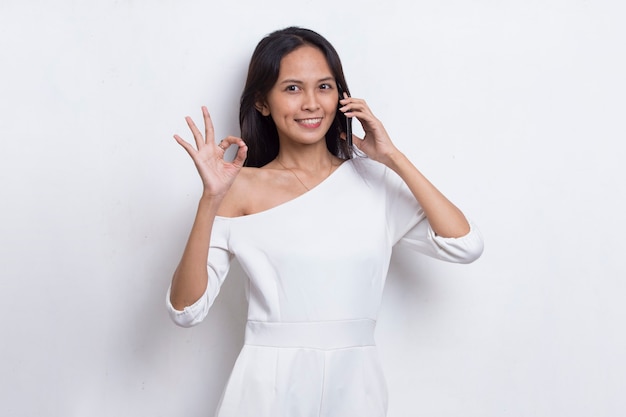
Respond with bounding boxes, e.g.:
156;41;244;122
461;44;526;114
295;117;323;128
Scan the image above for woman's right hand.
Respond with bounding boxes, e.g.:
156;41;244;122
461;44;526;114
173;106;248;198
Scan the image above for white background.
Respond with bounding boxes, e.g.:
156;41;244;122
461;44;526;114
1;1;625;416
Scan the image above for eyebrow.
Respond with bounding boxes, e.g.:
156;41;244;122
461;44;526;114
278;76;335;85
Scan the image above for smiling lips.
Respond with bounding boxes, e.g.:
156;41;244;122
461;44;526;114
296;117;323;128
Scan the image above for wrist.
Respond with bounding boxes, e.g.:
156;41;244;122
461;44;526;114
382;149;409;172
198;192;225;212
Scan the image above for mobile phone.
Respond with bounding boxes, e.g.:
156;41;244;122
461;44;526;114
345;106;352;148
337;84;352;148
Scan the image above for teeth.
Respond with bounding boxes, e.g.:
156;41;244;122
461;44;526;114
298;118;322;125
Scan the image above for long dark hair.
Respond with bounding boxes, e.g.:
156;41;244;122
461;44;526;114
239;27;353;167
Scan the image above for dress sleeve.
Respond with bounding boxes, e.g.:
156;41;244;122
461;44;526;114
383;165;484;264
165;218;233;327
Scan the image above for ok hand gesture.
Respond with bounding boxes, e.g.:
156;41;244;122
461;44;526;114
173;106;248;198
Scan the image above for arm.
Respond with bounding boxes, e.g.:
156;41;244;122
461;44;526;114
340;96;470;238
169;195;220;311
169;107;247;311
382;153;469;238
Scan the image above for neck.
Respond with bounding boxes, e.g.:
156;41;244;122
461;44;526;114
275;141;335;171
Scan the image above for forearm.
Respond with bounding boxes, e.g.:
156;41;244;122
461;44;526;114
169;194;223;310
385;152;470;238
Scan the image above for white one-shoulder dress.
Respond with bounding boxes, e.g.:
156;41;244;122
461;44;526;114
167;156;483;417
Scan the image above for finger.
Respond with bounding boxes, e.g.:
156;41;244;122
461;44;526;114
202;106;215;144
185;116;206;150
339;104;368;119
219;135;244;149
231;140;248;168
342;105;378;130
339;96;366;106
339;93;357;105
173;134;197;157
341;100;371;116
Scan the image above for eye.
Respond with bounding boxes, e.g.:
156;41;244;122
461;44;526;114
319;83;332;90
285;85;300;92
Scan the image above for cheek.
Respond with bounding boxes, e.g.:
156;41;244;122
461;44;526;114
322;95;339;114
326;102;339;121
270;99;299;118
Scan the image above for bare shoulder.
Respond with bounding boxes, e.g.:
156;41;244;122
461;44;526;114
217;164;306;217
216;167;277;217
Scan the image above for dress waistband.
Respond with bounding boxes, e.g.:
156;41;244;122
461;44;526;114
244;319;376;350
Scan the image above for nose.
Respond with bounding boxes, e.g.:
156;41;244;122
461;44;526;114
301;90;320;111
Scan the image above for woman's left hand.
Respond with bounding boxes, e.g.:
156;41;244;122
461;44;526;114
339;95;399;165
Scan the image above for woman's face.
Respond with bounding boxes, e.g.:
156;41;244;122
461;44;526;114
258;45;339;146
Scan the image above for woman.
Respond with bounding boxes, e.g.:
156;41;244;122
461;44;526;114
167;27;483;417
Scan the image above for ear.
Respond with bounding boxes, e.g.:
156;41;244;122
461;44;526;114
254;100;271;116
